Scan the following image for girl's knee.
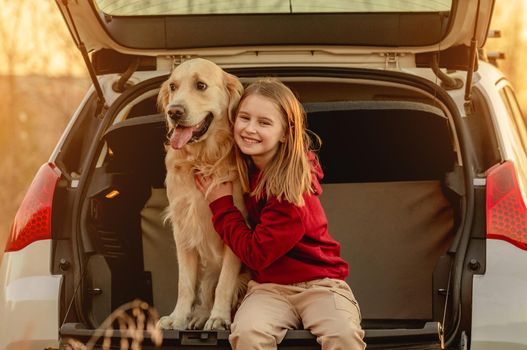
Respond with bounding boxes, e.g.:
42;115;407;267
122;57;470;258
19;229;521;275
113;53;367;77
229;320;280;350
231;318;260;337
317;326;366;350
314;320;366;350
231;317;281;338
337;318;364;338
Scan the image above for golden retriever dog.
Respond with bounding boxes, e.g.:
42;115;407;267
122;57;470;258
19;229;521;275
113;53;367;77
157;58;248;330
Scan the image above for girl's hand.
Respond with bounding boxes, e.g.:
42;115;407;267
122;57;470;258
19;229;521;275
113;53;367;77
194;174;233;203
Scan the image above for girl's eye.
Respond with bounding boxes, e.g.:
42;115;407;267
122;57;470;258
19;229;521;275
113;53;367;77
238;115;250;121
169;83;177;91
196;81;208;90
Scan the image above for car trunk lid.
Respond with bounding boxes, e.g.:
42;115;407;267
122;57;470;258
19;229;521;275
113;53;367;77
57;0;494;56
55;0;495;108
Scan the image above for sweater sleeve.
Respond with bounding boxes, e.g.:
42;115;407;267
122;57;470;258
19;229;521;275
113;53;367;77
209;195;305;271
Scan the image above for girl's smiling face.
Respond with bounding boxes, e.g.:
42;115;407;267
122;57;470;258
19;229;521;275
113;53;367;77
234;94;286;170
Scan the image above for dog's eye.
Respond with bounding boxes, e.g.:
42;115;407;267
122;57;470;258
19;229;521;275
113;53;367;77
196;81;208;91
169;83;177;91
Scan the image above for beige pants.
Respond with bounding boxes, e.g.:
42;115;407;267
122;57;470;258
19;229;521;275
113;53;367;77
229;278;366;350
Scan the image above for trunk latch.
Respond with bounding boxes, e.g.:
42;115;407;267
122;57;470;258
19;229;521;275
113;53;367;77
382;52;400;69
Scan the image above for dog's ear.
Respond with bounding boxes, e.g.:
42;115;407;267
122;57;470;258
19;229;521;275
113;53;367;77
157;79;170;113
224;72;244;125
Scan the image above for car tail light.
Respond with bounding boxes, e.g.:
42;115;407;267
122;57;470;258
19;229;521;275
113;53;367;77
5;163;61;252
486;161;527;250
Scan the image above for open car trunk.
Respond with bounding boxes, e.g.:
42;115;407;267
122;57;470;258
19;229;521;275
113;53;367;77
60;73;464;349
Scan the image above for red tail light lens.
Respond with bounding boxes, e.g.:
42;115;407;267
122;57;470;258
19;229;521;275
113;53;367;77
486;161;527;250
5;163;61;252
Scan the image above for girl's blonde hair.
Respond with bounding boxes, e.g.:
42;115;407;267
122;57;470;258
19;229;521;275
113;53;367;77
230;77;319;206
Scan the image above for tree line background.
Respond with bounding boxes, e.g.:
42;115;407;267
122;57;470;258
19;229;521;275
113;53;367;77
0;0;526;256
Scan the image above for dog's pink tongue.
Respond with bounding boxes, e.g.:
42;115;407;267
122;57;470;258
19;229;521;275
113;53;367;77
170;126;194;149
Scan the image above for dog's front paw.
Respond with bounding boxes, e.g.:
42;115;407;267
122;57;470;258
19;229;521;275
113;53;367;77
203;314;231;330
188;314;209;330
188;306;210;329
158;315;189;330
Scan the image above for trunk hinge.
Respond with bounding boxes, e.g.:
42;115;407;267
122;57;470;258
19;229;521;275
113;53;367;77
431;54;464;90
382;52;400;69
60;0;108;118
464;0;482;111
112;57;140;93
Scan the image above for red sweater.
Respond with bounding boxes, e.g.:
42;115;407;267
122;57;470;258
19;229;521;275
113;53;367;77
209;155;349;284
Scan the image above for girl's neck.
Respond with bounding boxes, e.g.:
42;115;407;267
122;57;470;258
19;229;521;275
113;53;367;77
251;156;266;170
250;153;275;170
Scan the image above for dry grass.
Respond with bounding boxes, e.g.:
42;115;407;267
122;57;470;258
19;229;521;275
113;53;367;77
65;300;163;350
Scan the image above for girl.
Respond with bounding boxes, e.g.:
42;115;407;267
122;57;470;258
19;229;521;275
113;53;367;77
195;78;366;350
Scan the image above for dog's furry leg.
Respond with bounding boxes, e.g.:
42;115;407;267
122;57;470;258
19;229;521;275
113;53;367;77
204;247;242;330
159;245;199;330
188;262;221;329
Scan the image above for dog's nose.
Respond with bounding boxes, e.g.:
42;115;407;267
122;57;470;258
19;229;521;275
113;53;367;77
167;105;186;122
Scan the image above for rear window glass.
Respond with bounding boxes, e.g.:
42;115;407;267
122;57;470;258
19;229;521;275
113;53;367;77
94;0;452;16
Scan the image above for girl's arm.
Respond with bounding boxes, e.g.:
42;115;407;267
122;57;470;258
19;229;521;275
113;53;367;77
195;174;305;270
209;196;305;271
194;174;233;202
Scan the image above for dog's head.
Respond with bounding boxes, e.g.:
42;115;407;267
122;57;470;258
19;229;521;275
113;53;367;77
158;58;243;150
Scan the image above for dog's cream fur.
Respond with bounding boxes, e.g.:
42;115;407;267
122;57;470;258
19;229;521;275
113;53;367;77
157;58;248;330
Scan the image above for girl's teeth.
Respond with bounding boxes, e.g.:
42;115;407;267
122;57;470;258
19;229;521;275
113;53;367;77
243;137;259;143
